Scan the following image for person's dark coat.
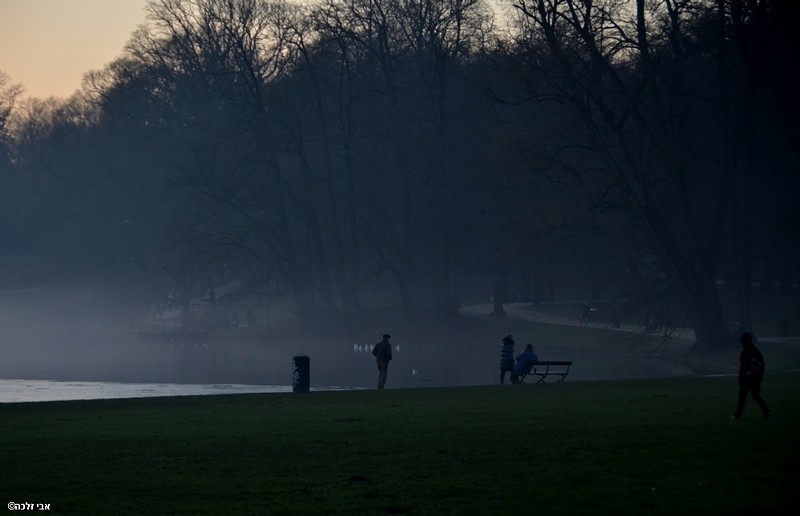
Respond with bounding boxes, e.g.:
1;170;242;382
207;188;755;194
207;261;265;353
372;340;392;363
739;344;765;385
500;336;515;371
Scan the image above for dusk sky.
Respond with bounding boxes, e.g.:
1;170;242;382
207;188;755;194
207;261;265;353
0;0;148;99
0;0;510;100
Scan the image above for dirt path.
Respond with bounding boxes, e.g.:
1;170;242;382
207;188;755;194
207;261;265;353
460;302;697;351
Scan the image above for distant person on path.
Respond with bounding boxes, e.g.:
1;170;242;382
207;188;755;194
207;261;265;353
511;344;538;384
611;305;622;329
580;302;591;326
372;334;393;389
732;332;772;420
500;334;515;384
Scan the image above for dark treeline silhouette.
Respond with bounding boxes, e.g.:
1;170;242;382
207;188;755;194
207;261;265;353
0;0;798;350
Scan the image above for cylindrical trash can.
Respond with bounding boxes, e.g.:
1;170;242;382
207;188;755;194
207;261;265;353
292;354;310;393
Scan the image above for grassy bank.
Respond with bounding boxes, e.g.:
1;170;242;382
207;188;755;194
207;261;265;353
2;373;798;514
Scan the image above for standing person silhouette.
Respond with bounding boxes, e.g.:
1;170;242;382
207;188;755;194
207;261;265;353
499;334;515;384
581;302;591;326
372;334;393;389
732;332;772;420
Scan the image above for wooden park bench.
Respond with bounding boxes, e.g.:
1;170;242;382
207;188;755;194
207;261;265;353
515;361;573;384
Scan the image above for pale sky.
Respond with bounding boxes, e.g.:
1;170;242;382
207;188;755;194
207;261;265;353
0;0;510;99
0;0;149;99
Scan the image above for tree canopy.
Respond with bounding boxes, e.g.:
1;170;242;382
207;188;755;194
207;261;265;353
1;0;797;349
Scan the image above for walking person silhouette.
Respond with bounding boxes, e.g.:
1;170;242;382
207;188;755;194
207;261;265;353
732;332;772;420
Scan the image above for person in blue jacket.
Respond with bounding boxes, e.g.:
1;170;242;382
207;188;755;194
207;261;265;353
511;344;538;384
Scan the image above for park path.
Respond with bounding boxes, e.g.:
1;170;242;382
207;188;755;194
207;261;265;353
459;302;698;351
461;303;800;347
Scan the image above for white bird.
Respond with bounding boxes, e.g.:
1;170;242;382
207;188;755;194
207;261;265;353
395;344;401;353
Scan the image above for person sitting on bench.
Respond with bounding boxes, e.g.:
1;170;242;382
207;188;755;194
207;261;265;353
511;344;538;384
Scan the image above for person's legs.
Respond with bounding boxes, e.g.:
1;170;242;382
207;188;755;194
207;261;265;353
377;362;388;389
750;380;771;417
734;383;749;418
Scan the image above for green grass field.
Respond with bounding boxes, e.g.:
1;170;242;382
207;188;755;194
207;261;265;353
2;373;798;514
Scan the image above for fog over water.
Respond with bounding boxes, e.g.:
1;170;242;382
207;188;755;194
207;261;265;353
0;287;736;403
0;0;797;407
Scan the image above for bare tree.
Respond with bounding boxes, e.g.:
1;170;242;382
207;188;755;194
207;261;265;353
0;72;24;255
130;0;340;318
0;72;23;151
313;0;495;319
506;0;793;351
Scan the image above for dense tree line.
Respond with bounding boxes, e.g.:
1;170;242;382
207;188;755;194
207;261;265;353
0;0;797;349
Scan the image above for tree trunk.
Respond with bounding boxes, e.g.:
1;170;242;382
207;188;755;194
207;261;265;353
679;275;731;352
491;262;513;316
520;256;533;304
436;234;459;319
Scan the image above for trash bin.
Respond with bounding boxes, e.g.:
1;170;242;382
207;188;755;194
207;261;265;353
292;354;310;393
781;318;790;337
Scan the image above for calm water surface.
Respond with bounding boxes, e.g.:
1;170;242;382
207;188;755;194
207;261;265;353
0;290;734;403
0;379;291;403
0;335;730;403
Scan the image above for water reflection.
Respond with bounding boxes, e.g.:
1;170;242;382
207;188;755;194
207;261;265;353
0;332;731;400
0;379;290;403
0;290;734;402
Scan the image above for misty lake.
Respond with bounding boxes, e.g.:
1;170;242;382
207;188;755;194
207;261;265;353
0;288;734;402
0;330;732;403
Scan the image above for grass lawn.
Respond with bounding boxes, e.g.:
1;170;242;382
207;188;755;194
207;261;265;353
1;373;798;514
